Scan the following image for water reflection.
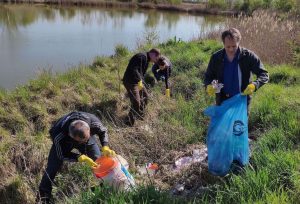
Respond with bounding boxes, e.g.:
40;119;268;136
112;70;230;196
0;4;226;89
0;4;225;31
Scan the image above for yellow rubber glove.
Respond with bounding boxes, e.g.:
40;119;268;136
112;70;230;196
206;85;215;96
78;155;98;168
165;88;171;98
138;80;143;90
102;146;116;157
243;84;256;95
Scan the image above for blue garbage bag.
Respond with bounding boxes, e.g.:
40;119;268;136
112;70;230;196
204;94;249;176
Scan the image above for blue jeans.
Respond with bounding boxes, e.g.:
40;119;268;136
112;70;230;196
39;136;101;196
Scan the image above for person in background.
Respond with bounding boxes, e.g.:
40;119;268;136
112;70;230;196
204;28;269;109
152;55;172;97
123;48;160;126
37;111;115;204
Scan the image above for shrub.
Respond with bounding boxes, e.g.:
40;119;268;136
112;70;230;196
293;44;300;66
272;0;297;12
114;44;130;57
247;0;266;12
233;0;244;10
268;65;300;85
207;0;228;9
92;56;108;67
224;11;299;64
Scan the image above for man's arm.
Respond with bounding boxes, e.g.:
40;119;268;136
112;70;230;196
128;55;146;83
152;64;160;81
89;114;109;147
53;133;80;162
249;52;269;90
204;55;216;87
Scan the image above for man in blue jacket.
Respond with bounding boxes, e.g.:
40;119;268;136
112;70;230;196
204;28;269;107
37;111;115;203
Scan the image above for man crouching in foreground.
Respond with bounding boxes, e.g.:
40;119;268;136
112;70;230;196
37;111;115;203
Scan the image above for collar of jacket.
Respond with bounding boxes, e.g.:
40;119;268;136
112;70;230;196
217;47;247;61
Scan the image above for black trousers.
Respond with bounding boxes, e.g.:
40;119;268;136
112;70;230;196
38;137;101;197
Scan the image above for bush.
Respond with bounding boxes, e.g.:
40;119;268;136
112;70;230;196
137;0;182;4
227;11;299;64
233;0;244;10
272;0;297;12
92;56;113;68
204;12;299;64
169;0;182;4
294;46;300;66
268;65;300;85
207;0;228;9
248;0;265;11
114;44;130;57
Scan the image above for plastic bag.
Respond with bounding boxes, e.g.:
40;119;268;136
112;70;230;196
204;94;249;176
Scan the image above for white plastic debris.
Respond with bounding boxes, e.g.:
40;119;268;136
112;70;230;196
137;163;159;176
174;183;185;192
211;80;224;93
116;155;129;170
174;148;207;171
192;148;207;162
174;157;193;170
140;124;154;134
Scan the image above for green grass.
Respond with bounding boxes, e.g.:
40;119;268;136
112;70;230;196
0;39;299;204
207;0;300;13
67;185;186;204
67;47;300;203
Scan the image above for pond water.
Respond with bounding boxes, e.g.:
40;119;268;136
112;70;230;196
0;4;226;89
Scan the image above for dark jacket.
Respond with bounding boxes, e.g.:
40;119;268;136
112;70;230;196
123;52;150;84
152;56;172;89
49;111;108;161
204;47;269;104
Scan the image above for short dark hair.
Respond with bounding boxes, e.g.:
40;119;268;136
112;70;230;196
149;48;160;56
221;28;242;43
69;120;90;139
157;57;166;66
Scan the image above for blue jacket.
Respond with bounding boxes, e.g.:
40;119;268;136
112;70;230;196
204;47;269;105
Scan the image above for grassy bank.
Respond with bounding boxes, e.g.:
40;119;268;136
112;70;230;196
0;36;299;203
207;0;300;14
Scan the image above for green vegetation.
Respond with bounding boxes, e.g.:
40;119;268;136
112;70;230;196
138;0;182;5
0;7;300;200
207;0;228;10
207;0;300;13
0;37;299;203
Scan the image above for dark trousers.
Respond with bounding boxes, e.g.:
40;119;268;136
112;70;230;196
38;138;101;198
123;81;149;126
151;66;171;89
